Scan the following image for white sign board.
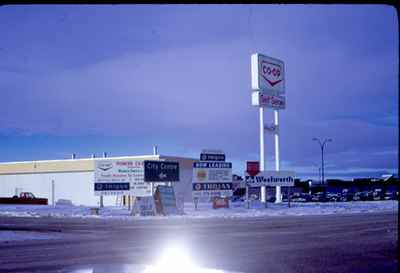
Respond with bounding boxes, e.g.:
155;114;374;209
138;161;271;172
94;160;152;196
245;170;295;187
192;162;232;183
252;91;286;109
251;53;285;96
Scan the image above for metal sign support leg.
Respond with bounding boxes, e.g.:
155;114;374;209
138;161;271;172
274;110;282;203
260;107;266;203
51;180;55;207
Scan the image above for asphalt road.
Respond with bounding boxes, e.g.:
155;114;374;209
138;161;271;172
0;212;397;273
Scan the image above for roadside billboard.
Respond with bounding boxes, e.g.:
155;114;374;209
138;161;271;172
94;160;152;196
251;53;285;96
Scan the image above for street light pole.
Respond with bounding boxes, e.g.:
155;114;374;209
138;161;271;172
312;138;332;201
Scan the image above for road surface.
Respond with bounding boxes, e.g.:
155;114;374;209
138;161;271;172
0;212;397;273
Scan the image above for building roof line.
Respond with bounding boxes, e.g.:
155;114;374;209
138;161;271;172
0;155;161;165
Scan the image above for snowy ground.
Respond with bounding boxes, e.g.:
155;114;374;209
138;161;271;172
0;200;397;220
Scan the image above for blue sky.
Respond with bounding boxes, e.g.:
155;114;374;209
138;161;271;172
0;4;398;179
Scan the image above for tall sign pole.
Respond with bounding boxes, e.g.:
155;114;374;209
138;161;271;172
259;107;266;202
274;110;281;202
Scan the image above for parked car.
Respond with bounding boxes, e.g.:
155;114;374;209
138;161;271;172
311;192;326;202
230;195;245;202
360;191;374;201
353;192;362;201
0;192;48;205
373;189;384;201
384;191;398;200
327;193;340;202
340;192;354;202
288;193;309;202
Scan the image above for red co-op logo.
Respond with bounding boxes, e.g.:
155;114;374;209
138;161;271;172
261;61;283;87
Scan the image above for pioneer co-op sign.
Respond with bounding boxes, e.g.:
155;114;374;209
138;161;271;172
251;53;285;96
94;160;151;196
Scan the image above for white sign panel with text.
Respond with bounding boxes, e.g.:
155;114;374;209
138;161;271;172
94;160;152;196
252;92;286;109
245;170;295;187
192;162;232;183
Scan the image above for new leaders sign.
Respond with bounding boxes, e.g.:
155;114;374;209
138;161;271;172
94;160;152;196
192;162;232;183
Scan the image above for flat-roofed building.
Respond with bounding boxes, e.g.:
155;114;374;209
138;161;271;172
0;154;196;206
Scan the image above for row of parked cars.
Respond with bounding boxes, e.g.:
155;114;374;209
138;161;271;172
287;189;398;203
230;188;398;203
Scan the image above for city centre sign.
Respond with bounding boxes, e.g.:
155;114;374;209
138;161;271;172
144;160;180;182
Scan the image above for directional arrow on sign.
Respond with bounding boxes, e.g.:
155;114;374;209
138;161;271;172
159;173;167;179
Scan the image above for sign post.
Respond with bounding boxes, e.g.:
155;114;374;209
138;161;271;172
251;53;286;204
274;110;281;202
246;161;260;208
259;107;266;204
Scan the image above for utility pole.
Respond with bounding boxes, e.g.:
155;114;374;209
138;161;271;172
312;138;332;201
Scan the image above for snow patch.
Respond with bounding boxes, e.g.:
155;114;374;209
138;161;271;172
0;201;397;220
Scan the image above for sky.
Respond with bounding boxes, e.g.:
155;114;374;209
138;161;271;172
0;4;398;180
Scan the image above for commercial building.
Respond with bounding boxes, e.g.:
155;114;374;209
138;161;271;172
0;154;196;206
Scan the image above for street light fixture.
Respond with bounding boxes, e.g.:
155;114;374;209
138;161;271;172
312;137;332;201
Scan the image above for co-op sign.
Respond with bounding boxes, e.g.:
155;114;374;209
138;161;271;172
251;53;285;96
